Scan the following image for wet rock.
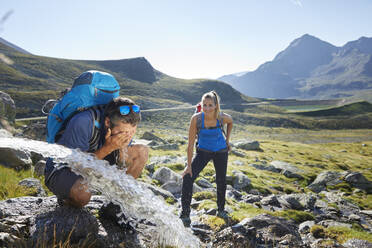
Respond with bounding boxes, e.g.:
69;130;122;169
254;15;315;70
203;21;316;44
0;147;32;170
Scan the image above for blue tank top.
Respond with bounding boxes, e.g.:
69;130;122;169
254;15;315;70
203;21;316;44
197;112;227;152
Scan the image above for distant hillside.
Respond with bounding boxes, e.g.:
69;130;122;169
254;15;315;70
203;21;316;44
218;34;372;102
294;101;372;117
0;38;254;118
0;37;31;55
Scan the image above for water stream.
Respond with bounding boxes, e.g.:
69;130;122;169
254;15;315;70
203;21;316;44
0;137;200;248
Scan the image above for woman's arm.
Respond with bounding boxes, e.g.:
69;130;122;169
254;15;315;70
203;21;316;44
183;114;198;177
222;113;233;151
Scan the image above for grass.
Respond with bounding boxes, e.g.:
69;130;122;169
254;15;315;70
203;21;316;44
310;225;372;244
0;165;36;199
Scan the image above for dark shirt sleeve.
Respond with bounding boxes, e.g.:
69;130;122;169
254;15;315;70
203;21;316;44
57;111;93;152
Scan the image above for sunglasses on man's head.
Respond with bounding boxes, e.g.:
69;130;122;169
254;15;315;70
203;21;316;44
119;105;140;115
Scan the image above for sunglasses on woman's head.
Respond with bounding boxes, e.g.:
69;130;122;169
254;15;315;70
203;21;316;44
119;105;140;115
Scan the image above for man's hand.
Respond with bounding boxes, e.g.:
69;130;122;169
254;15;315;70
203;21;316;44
104;128;132;152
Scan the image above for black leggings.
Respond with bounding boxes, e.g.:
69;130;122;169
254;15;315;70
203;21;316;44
181;149;228;215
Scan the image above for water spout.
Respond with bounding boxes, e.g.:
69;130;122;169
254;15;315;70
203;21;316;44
0;137;199;248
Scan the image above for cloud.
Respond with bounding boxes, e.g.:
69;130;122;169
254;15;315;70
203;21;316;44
291;0;303;7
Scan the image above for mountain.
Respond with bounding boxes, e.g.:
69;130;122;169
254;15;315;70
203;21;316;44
218;34;372;102
0;37;31;55
0;38;253;118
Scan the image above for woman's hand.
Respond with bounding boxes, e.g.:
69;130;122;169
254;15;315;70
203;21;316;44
182;165;192;177
226;140;232;152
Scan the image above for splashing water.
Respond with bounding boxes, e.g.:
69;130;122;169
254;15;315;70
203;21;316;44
0;137;200;248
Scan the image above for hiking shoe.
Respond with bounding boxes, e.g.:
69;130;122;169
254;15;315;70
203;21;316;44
217;210;229;219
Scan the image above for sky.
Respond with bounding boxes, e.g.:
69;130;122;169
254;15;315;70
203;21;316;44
1;0;372;79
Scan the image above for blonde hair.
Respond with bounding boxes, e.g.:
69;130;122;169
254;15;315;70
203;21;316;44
201;91;220;119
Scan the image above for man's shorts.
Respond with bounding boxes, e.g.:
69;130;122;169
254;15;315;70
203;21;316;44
45;166;82;200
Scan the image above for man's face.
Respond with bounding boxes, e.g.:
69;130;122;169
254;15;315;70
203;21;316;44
106;118;137;138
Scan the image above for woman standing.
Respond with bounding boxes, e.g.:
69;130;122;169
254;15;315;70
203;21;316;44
180;91;233;227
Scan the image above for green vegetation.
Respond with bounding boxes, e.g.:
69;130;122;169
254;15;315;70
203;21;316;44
310;225;372;244
0;165;35;199
271;210;314;224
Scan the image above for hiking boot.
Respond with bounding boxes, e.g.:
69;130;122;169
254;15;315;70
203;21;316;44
217;210;229;219
179;212;191;227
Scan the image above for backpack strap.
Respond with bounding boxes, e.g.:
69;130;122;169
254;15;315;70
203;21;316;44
196;113;202;136
87;105;104;153
218;112;226;138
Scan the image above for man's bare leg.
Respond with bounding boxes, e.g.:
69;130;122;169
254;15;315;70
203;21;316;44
63;178;92;208
125;144;149;179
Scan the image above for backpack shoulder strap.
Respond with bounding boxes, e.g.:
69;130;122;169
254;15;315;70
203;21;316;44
196;113;202;136
218;112;226;137
87;105;104;152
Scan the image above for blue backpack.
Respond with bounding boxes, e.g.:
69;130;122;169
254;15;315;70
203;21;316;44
44;70;120;144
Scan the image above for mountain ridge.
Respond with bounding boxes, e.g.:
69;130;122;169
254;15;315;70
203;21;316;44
218;34;372;102
0;38;252;118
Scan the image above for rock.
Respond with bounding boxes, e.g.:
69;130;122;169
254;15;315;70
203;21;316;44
142;183;176;202
0;91;16;122
151;143;179;150
140;131;166;143
343;238;372;248
298;220;315;234
278;194;303;210
307;171;343;193
149;155;186;165
0;129;12;138
18;178;47;197
34;160;46;177
196;178;214;188
21;122;46;141
230;149;245;157
0;147;32;170
270;160;304;174
318;219;352;228
247;163;280;173
212;226;256;248
236;214;303;247
232;140;260;151
232;160;244;166
343;172;372;193
161;181;182;194
152;167;182;184
232;170;251;191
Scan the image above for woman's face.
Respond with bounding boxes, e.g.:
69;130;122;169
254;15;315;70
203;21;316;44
202;98;216;114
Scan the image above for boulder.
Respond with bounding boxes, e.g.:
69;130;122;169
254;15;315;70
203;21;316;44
0;91;16;122
232;140;260;151
0;147;32;170
18;178;47;197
